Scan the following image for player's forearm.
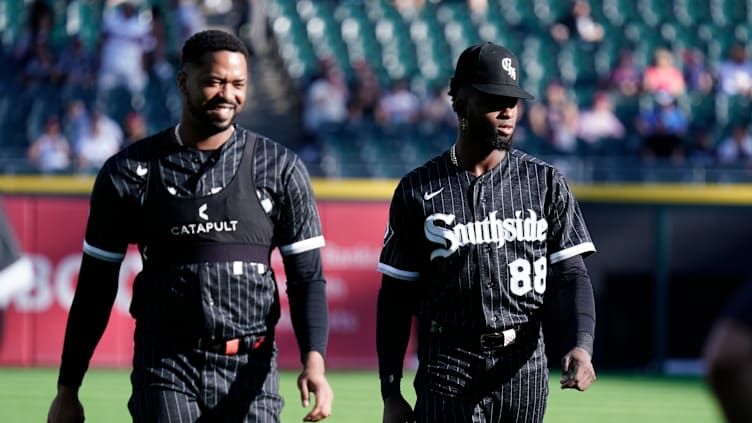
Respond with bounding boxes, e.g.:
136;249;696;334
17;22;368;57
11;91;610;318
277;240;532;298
553;255;596;355
285;250;329;362
58;254;121;387
377;276;415;399
288;279;329;361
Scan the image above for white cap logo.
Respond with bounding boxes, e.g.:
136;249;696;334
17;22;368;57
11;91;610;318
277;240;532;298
501;57;516;80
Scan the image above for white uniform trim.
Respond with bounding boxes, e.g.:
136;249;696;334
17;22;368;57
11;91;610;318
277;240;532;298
83;241;126;262
279;235;325;256
549;242;596;264
0;256;34;305
377;262;420;281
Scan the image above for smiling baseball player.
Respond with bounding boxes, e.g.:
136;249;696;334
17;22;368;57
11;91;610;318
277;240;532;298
377;42;597;423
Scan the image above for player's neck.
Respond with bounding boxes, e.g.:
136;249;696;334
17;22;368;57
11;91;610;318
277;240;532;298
174;122;235;150
454;140;507;176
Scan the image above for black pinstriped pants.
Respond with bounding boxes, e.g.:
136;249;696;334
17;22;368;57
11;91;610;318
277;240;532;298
128;333;283;422
413;334;548;423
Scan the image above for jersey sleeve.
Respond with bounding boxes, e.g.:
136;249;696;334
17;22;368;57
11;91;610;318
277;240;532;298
274;155;325;256
82;166;133;262
546;170;596;264
377;179;423;281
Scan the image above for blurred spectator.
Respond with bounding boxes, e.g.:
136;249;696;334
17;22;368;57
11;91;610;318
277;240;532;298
686;127;716;167
393;0;425;14
145;5;175;82
576;91;625;148
466;0;489;14
346;60;381;132
716;43;752;97
172;0;206;48
27;116;72;174
56;36;97;103
73;110;124;173
62;99;92;146
123;111;149;145
642;48;686;97
716;121;752;164
19;42;59;90
375;79;421;131
12;0;54;66
528;80;580;154
97;0;152;97
246;0;270;55
637;90;688;161
606;48;642;97
682;48;715;94
550;0;604;46
302;59;349;139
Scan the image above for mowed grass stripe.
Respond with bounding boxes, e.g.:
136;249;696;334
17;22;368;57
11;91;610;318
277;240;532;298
0;368;723;422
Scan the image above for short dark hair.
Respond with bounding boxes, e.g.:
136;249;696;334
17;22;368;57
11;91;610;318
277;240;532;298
180;29;249;69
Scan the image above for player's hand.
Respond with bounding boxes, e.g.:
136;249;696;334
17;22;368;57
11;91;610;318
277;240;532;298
383;393;414;423
560;346;596;391
298;351;333;421
47;385;85;423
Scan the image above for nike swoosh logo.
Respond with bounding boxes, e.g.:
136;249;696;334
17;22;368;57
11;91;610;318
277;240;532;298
423;188;444;201
136;165;148;176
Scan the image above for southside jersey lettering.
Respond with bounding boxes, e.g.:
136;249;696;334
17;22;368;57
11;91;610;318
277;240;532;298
425;209;548;260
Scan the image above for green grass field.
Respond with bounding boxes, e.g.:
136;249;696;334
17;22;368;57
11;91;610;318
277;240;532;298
0;368;723;422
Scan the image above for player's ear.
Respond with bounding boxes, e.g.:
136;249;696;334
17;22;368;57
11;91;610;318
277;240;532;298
451;85;469;118
177;69;188;95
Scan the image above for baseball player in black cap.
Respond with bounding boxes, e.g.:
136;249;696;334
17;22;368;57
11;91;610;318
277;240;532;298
48;29;333;422
377;42;597;422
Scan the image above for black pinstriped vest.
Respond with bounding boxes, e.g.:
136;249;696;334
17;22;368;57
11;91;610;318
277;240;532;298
139;132;273;267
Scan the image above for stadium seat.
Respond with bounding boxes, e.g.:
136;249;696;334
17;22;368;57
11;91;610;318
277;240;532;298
408;15;452;86
497;0;543;31
636;0;673;27
601;0;640;26
685;92;717;128
699;22;741;62
66;0;104;52
520;34;560;86
436;1;480;51
269;3;318;83
673;0;712;27
709;0;748;26
610;92;641;132
659;21;704;53
0;0;27;48
336;2;385;78
593;37;627;79
715;94;752;129
626;21;667;68
558;41;599;86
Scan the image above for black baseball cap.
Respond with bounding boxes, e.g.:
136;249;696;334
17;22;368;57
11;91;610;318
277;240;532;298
450;42;534;100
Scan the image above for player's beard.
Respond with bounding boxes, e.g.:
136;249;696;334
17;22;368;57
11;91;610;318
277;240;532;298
468;120;514;151
186;95;238;134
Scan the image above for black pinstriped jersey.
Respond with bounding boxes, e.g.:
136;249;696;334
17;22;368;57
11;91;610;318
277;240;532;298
83;125;325;340
377;148;595;333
